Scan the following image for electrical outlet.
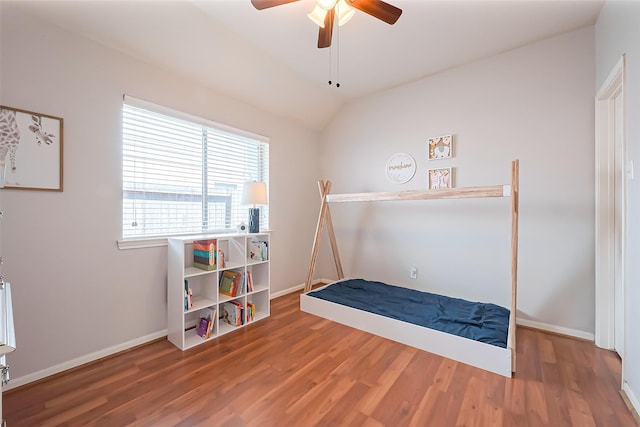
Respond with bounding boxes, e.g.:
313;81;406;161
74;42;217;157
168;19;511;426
410;267;418;279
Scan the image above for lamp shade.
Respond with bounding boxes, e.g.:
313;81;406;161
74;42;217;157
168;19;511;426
241;182;268;206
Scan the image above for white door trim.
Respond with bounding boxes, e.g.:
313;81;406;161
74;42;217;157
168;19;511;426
595;55;625;353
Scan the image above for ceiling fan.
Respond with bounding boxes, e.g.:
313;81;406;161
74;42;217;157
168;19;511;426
250;0;403;48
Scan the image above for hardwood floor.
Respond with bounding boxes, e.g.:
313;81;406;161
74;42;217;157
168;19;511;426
4;291;636;426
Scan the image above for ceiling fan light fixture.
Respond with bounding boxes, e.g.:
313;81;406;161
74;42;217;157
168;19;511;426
307;4;327;27
336;0;354;26
316;0;338;10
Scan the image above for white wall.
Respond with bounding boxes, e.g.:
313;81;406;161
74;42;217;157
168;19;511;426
596;0;640;412
0;4;321;382
317;27;596;336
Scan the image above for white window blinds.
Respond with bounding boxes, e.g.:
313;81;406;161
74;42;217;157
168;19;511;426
122;97;269;238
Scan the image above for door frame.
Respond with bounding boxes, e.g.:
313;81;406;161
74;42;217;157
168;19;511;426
594;55;626;361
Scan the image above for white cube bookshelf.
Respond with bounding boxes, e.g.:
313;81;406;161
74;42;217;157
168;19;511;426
168;233;270;350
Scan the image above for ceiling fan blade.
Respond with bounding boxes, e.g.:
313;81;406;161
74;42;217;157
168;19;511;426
348;0;402;25
318;8;335;48
251;0;299;10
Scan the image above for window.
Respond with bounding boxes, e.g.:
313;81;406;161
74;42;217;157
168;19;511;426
122;97;269;239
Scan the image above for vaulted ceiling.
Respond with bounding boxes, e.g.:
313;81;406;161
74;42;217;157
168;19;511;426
10;0;603;130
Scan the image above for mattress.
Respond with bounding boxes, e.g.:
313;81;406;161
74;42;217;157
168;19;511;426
307;278;509;348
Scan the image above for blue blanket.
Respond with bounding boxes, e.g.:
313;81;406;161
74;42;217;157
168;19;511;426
307;279;509;348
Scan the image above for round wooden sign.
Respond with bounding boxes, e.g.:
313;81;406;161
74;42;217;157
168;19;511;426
385;153;416;184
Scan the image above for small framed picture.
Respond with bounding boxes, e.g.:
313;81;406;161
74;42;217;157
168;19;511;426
428;167;453;190
428;135;453;160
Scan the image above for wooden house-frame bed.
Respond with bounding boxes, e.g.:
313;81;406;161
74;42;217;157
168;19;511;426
300;160;519;378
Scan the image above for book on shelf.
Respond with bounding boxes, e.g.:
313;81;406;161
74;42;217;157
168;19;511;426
219;270;243;297
260;240;268;261
206;313;215;338
219;270;235;296
200;307;216;339
246;271;253;293
193;239;217;270
235;270;244;295
218;249;225;269
196;317;209;338
193;263;216;271
246;302;256;322
238;301;245;326
248;238;268;262
221;301;244;327
184;280;193;311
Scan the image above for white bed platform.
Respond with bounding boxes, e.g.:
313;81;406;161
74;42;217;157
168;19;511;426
300;283;514;377
301;160;519;378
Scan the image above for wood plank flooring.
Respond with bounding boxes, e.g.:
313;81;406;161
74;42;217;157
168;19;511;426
4;290;636;426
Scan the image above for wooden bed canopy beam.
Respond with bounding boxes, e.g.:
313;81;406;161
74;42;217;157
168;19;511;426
326;185;509;203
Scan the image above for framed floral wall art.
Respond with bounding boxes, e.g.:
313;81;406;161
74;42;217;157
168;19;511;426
428;134;453;160
428;167;453;190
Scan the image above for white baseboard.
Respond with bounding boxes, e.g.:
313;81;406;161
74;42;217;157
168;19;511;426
623;381;640;417
517;318;594;341
270;284;304;299
269;278;332;300
4;329;167;391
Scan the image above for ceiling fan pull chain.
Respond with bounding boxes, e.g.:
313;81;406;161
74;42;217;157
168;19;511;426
336;20;340;88
328;40;333;86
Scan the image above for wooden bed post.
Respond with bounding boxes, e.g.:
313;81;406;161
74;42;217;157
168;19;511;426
319;181;345;283
305;180;344;293
304;181;330;292
510;160;519;372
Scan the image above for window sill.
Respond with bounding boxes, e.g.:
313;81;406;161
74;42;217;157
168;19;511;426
117;237;168;250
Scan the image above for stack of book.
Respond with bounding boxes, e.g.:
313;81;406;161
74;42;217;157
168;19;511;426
193;239;217;271
219;270;243;297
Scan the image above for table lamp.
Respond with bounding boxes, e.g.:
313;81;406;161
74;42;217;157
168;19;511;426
241;181;268;233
